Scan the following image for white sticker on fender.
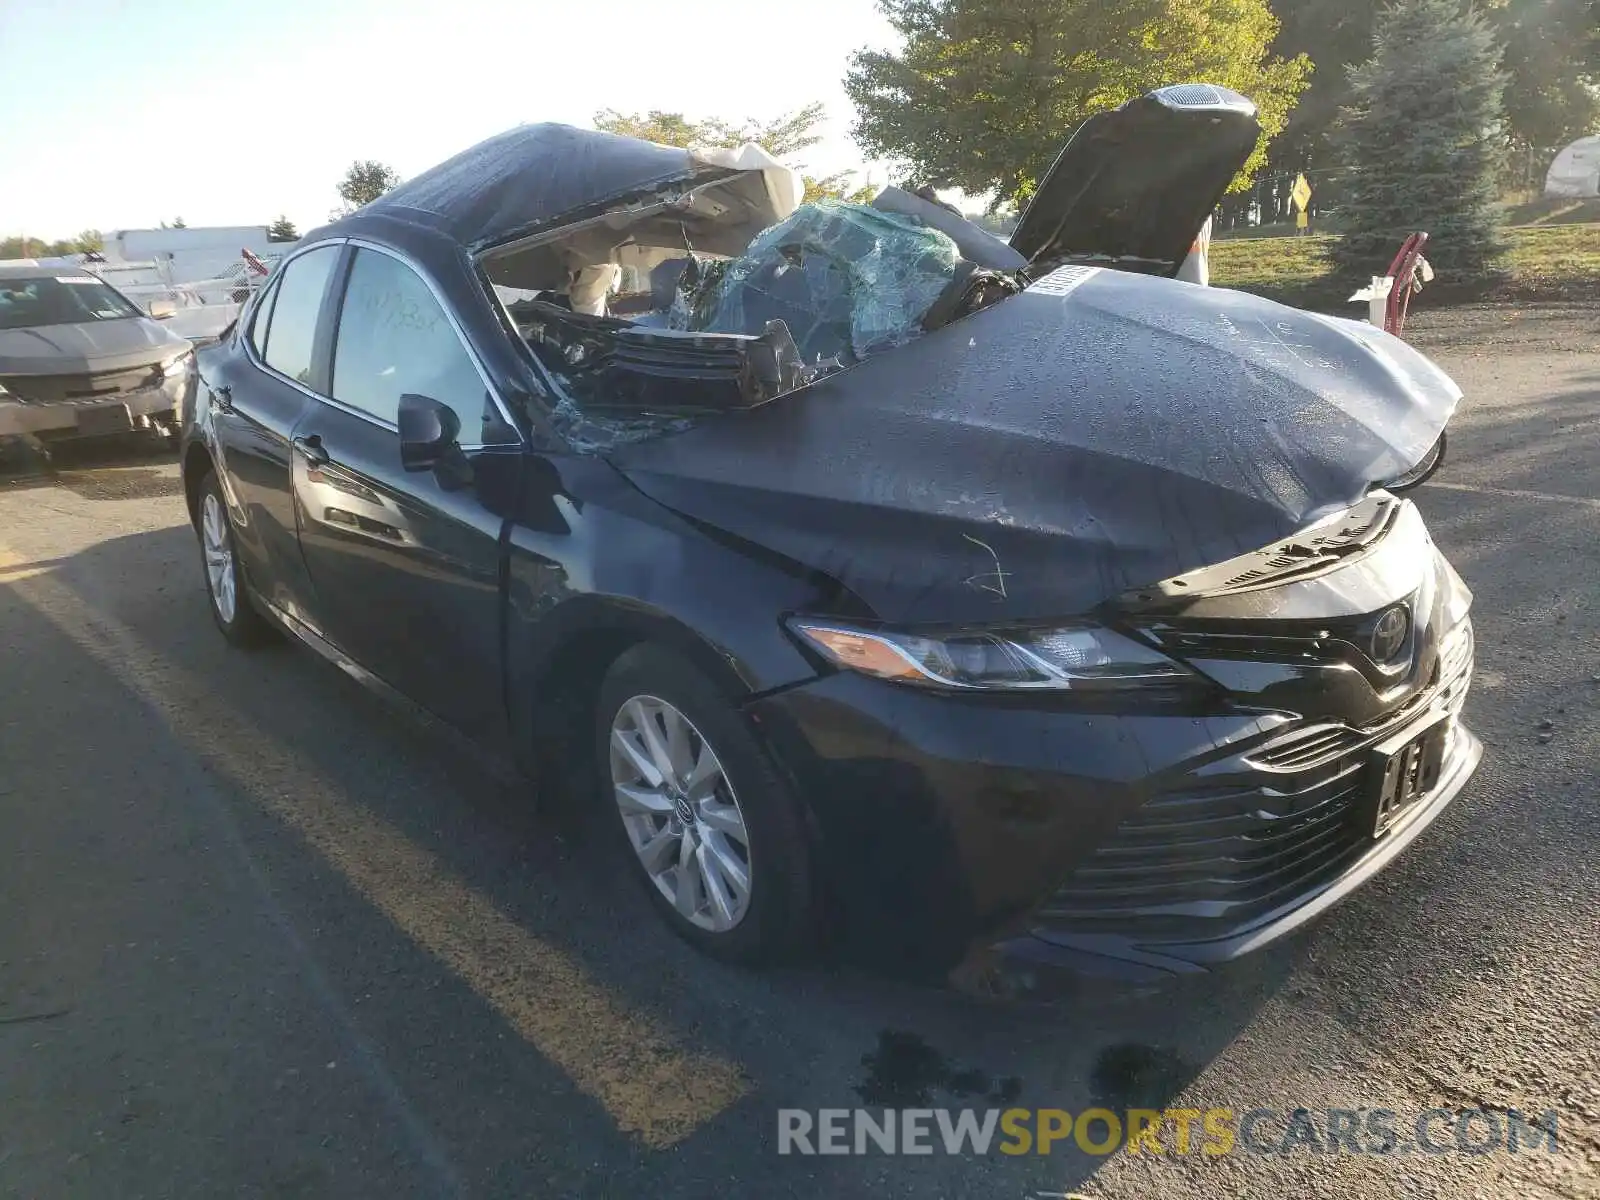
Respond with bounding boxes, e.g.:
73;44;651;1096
1028;263;1101;297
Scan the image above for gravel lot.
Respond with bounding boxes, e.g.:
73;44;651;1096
2;303;1596;1198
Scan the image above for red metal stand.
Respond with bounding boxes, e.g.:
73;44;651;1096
1383;232;1430;336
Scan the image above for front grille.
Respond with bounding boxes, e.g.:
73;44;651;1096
1246;619;1474;772
2;363;162;403
1040;618;1474;940
1436;620;1473;717
1040;767;1369;937
1252;725;1361;771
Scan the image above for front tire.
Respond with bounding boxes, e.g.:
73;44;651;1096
595;644;814;964
196;469;273;647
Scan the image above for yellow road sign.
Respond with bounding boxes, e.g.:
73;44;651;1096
1296;210;1309;229
1291;173;1313;212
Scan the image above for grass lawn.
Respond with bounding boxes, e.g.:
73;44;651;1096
1210;223;1600;308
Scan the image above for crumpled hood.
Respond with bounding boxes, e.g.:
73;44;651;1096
0;317;190;376
611;266;1462;626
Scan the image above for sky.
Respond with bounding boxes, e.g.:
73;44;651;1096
0;0;899;240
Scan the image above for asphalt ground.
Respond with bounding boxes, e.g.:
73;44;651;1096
1;302;1596;1198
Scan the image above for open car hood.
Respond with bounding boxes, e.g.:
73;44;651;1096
611;267;1463;626
1009;84;1262;276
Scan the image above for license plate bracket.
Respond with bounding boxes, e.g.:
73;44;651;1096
76;403;133;437
1363;712;1450;838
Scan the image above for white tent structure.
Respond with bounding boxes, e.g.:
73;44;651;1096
1544;135;1600;197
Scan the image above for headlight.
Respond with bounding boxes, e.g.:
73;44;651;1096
162;351;194;377
789;619;1193;691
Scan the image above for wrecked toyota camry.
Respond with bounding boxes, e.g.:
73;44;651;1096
181;83;1478;992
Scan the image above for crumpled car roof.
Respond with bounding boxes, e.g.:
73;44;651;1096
338;123;798;255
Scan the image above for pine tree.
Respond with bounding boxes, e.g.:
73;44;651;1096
1332;0;1509;278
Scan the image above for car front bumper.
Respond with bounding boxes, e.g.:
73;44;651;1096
0;381;183;438
749;615;1479;992
971;720;1482;992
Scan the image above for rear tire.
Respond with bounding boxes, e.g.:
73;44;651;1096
595;643;814;964
196;469;273;648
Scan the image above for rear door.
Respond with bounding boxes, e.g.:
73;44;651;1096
288;243;521;740
210;243;341;626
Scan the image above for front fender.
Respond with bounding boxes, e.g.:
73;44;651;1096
501;454;833;783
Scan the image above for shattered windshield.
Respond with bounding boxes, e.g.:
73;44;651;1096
671;200;965;369
505;200;984;452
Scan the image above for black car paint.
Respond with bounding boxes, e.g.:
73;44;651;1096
207;318;320;622
1008;83;1263;274
612;268;1461;627
183;117;1477;990
188;216;829;745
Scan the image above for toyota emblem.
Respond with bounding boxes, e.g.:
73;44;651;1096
1370;605;1410;663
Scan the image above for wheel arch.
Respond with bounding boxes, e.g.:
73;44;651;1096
511;595;784;812
181;439;215;528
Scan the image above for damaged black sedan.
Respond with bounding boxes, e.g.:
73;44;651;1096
180;84;1478;990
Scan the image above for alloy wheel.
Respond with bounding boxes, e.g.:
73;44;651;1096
609;694;753;932
201;491;237;624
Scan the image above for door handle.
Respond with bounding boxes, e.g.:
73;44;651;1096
292;434;330;467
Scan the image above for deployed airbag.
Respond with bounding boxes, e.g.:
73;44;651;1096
871;186;1027;272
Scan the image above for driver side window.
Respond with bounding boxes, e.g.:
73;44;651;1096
330;248;510;444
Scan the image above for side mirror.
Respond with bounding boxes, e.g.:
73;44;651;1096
148;298;177;320
398;393;462;472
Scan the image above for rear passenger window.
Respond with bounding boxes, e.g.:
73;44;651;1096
260;245;339;386
246;280;278;359
331;248;512;443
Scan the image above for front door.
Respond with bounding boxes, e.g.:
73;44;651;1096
289;244;521;741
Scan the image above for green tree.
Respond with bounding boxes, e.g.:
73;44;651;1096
0;232;101;258
172;217;187;229
1331;0;1508;277
266;215;300;242
1495;0;1600;154
1264;0;1380;170
594;104;827;156
844;0;1311;208
1266;0;1598;178
594;104;876;206
335;160;402;215
802;172;881;204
